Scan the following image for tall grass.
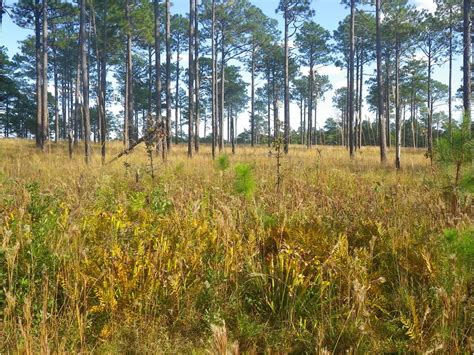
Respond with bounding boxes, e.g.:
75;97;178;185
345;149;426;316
0;140;472;353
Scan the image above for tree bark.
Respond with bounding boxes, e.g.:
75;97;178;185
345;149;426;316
194;0;200;152
283;5;289;153
463;0;471;121
35;0;42;148
188;0;195;157
307;64;313;148
376;0;387;164
80;0;91;163
166;0;172;151
348;0;355;158
154;0;164;157
219;35;224;151
211;0;216;158
41;0;48;150
53;34;59;143
175;32;180;145
427;42;433;158
448;6;453;132
395;39;401;169
251;41;256;147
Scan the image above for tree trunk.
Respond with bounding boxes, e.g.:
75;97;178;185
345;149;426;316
231;106;235;154
267;73;271;147
358;49;363;149
35;0;42;148
300;96;303;145
448;6;453;133
385;51;391;148
251;41;256;147
175;33;180;145
395;39;401;169
194;0;200;152
188;0;195;157
348;0;355;158
154;0;164;157
41;0;48;151
53;38;59;143
376;0;387;164
463;0;471;121
219;35;224;151
355;44;360;151
61;68;66;140
307;65;313;148
283;6;289;153
166;0;172;151
211;0;216;158
80;0;91;163
427;43;433;158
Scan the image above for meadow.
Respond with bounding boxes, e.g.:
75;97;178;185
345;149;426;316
0;140;472;353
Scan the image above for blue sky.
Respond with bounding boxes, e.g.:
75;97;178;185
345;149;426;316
1;0;460;134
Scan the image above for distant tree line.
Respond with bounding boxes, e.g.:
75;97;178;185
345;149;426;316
0;0;471;167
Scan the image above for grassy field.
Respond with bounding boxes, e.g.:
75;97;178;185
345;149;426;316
0;139;472;353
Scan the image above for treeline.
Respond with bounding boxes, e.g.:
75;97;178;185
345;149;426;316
0;0;472;166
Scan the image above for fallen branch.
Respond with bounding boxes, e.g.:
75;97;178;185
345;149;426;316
107;124;163;165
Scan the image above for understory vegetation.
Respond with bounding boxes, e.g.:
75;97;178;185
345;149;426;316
0;141;472;353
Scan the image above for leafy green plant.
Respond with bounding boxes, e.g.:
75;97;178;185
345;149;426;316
234;164;255;198
150;187;173;215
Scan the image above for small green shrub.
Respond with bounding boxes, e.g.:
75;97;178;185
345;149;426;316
216;154;230;171
150;187;173;215
234;164;255;198
444;228;474;271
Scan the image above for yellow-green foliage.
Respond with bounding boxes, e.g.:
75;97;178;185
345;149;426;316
0;140;472;353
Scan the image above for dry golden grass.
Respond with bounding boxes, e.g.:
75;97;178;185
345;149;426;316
0;139;472;353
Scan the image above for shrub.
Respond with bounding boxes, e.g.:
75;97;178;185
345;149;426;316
216;154;230;171
233;164;255;198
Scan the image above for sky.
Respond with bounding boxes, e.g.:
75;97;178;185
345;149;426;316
0;0;461;137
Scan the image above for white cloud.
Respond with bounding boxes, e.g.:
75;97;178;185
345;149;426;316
412;0;437;13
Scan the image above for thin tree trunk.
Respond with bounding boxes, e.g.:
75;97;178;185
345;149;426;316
448;6;453;134
267;74;271;147
300;96;303;145
376;0;387;164
251;41;256;147
41;0;48;150
231;106;235;154
61;68;66;140
166;0;172;151
385;51;391;148
194;0;200;152
211;0;216;158
463;0;471;120
427;44;433;158
80;0;91;163
358;50;363;149
35;0;42;148
283;6;289;153
154;0;164;157
188;0;195;157
219;36;224;151
307;65;313;148
53;39;59;143
395;39;401;169
348;0;355;158
175;33;180;145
